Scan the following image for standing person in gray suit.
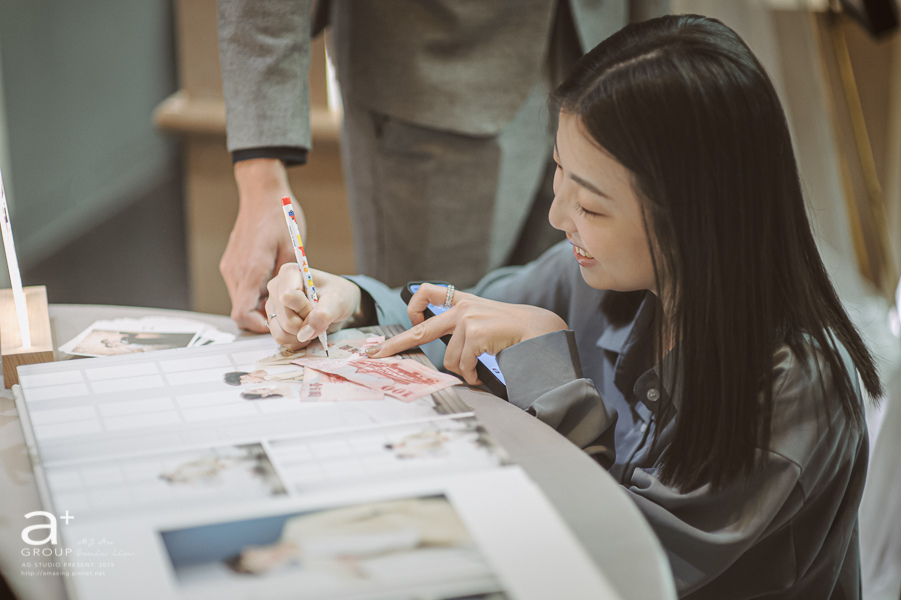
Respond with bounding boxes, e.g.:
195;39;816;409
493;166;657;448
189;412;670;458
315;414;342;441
217;0;668;331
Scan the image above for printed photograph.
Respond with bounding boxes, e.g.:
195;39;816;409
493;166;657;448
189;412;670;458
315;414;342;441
159;444;286;494
69;329;198;357
160;495;506;599
267;417;510;495
223;367;305;401
239;384;298;401
300;367;385;402
223;369;305;386
383;419;504;462
45;443;286;518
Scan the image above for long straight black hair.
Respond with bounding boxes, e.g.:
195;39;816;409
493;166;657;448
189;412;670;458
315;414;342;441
552;15;882;491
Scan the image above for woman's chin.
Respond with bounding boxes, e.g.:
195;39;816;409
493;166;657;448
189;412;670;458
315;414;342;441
578;266;608;290
578;269;652;295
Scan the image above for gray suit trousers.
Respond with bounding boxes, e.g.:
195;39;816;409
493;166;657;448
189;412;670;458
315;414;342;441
340;79;563;288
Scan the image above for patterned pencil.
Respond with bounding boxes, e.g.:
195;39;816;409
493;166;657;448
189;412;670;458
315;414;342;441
280;197;329;355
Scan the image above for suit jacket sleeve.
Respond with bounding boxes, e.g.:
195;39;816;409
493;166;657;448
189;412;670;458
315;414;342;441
217;0;313;154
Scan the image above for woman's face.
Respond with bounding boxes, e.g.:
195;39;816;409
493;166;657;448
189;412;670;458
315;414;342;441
549;112;658;295
240;370;268;384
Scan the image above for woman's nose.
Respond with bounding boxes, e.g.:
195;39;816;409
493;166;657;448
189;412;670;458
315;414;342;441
548;183;571;233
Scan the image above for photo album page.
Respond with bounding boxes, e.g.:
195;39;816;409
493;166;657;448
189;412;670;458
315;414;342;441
15;327;620;600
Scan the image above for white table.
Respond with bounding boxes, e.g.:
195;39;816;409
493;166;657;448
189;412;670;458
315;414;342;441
0;304;676;600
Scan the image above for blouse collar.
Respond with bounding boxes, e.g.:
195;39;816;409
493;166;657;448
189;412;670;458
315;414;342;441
596;291;681;414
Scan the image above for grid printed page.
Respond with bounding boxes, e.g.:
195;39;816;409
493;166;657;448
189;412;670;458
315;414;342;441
18;337;461;466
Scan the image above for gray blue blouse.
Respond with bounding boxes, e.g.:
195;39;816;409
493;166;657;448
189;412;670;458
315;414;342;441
350;240;867;599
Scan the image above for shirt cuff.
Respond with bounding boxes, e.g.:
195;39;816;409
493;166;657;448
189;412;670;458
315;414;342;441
497;330;583;411
231;146;309;167
498;330;614;457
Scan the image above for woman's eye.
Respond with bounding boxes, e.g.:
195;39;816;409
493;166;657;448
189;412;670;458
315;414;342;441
576;203;604;218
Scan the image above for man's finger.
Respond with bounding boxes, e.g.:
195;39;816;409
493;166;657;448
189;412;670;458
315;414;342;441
368;309;457;358
231;284;270;333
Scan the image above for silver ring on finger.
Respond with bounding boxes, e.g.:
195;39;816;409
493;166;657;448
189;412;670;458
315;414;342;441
443;285;455;309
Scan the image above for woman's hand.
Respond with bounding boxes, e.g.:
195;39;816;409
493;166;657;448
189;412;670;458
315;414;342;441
265;265;362;350
368;283;568;385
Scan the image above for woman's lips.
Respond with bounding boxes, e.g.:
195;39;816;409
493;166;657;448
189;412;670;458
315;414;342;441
570;242;595;265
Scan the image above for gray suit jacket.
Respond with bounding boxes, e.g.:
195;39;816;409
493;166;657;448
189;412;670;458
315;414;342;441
217;0;640;154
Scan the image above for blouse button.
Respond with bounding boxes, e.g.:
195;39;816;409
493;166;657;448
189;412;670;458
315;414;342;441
646;388;660;402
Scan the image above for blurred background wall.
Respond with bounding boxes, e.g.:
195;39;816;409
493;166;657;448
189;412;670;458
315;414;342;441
0;0;188;309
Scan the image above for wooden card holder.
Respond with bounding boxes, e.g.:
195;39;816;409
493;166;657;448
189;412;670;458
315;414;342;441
0;285;54;388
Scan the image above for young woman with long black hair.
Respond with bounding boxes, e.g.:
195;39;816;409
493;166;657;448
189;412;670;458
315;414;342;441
263;14;880;598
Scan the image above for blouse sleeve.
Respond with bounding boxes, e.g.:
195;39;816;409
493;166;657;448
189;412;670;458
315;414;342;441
498;330;618;469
